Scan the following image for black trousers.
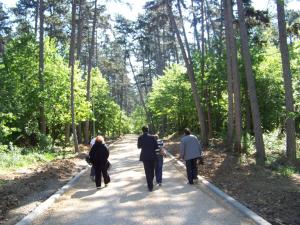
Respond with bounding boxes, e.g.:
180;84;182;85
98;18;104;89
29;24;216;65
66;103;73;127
185;158;198;184
94;165;110;188
143;160;156;190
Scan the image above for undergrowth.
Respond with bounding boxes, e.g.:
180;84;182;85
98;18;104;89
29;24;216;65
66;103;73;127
0;144;76;172
242;129;299;176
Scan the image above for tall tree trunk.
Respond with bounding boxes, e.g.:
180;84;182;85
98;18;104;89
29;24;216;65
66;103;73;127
69;0;79;152
84;0;97;144
177;0;192;61
127;51;154;130
34;1;39;37
77;0;83;61
236;0;265;164
276;0;296;161
166;0;208;146
191;0;201;51
39;0;46;135
224;9;234;149
224;0;242;152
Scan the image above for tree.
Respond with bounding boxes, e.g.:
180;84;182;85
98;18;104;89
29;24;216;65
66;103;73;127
84;0;98;144
166;0;208;146
224;0;242;152
276;0;296;161
39;0;46;134
69;0;79;152
236;0;265;164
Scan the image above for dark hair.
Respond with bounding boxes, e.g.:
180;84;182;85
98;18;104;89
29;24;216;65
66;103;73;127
184;128;191;135
142;126;149;133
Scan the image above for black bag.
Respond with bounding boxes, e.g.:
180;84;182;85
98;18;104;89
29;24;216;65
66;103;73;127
85;156;92;165
106;160;111;170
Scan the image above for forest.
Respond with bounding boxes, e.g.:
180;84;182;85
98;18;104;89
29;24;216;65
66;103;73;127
0;0;299;224
0;0;299;183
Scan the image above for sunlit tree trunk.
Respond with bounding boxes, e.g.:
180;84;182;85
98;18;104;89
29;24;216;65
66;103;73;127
224;8;234;149
237;0;265;164
39;0;46;134
276;0;296;161
224;0;242;152
84;0;97;144
69;0;79;152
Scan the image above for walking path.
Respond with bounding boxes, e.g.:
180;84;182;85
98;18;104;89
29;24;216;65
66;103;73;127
30;135;261;225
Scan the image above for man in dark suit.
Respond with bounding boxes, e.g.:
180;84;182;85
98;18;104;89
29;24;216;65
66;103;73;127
137;126;158;191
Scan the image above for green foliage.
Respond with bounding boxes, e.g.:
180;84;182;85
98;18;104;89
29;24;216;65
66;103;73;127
276;166;298;177
290;40;300;133
131;106;147;134
36;133;53;151
148;64;197;134
0;113;20;143
91;68;131;137
255;44;285;131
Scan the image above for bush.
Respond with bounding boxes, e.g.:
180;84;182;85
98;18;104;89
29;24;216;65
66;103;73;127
37;133;53;151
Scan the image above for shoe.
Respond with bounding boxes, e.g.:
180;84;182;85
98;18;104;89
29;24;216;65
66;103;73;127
148;188;153;192
96;186;101;189
157;183;162;186
187;181;194;185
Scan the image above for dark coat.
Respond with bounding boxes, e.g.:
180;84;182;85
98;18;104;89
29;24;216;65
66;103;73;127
89;142;109;167
137;133;158;161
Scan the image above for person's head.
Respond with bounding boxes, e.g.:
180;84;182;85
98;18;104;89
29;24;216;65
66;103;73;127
142;126;149;133
153;134;159;140
184;128;191;135
95;135;105;144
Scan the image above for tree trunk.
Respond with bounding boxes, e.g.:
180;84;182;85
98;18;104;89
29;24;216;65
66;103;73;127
77;124;82;144
191;0;201;51
224;0;242;152
236;0;265;164
127;51;153;128
223;0;234;149
34;1;39;37
39;0;46;135
166;0;208;146
69;0;79;152
76;0;83;61
276;0;296;161
84;0;97;144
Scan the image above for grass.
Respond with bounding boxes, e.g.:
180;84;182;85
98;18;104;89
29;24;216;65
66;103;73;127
0;146;76;172
276;166;298;177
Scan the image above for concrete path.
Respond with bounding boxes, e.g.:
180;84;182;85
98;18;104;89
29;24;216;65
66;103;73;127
31;135;256;225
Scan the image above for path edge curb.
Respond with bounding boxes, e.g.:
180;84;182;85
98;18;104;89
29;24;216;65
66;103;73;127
15;167;89;225
166;151;272;225
15;139;121;225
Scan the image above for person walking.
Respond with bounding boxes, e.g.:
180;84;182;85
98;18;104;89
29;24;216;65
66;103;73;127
180;128;202;185
154;135;166;186
89;135;110;189
137;126;158;191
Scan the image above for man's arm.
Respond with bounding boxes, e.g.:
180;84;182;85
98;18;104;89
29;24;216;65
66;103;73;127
137;136;142;149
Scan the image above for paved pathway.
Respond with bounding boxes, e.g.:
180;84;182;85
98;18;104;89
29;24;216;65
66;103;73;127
32;135;255;225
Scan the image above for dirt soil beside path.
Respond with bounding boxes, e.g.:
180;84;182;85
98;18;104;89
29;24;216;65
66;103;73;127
165;139;300;225
0;145;91;225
